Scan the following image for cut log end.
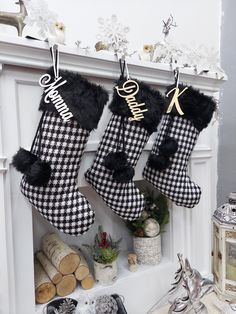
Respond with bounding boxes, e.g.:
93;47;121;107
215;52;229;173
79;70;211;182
34;259;56;304
52;272;63;285
75;265;90;281
71;246;90;280
81;274;95;290
56;274;77;297
59;253;80;275
36;283;56;304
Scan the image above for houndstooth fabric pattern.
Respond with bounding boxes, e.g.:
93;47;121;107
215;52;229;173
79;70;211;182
143;115;201;208
85;115;149;220
21;111;95;236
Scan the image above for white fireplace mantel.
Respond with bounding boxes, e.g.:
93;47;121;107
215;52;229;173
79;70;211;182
0;36;225;314
0;35;225;91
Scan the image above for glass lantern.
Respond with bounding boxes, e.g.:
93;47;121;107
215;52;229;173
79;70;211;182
212;192;236;301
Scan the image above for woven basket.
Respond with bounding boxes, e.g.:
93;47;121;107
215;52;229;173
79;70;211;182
133;234;161;265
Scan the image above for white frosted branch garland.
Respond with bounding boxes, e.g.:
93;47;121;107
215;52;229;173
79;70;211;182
24;0;57;37
97;14;130;56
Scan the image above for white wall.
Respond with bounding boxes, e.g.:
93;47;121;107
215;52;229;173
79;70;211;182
218;0;236;205
1;0;221;52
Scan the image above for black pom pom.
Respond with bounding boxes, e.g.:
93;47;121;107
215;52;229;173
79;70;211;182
113;164;135;183
148;154;170;170
25;160;51;187
12;148;38;173
159;137;178;156
104;151;128;171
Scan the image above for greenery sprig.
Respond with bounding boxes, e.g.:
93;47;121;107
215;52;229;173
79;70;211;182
83;226;122;264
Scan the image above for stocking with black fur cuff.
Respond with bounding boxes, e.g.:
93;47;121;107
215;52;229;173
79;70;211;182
13;68;108;236
85;77;165;220
143;84;216;208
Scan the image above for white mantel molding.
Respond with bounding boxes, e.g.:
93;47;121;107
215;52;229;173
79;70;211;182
0;156;7;173
0;36;226;92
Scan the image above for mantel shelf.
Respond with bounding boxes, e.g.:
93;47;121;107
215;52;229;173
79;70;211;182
35;254;174;314
0;35;226;92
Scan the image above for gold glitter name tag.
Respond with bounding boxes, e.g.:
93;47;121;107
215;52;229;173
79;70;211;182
115;80;148;122
166;86;188;116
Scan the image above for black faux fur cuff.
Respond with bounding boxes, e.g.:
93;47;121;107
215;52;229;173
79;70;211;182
165;84;216;132
109;77;165;134
39;67;109;131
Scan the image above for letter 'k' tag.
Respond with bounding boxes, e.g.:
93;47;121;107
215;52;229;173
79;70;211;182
166;86;188;116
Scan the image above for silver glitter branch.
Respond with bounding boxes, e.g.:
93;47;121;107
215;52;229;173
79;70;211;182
162;14;177;39
148;254;214;314
168;255;213;314
168;253;186;303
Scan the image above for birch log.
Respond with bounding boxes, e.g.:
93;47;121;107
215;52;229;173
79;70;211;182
36;251;62;284
128;253;137;272
81;274;95;290
42;233;80;275
71;246;90;280
34;259;56;304
56;274;77;297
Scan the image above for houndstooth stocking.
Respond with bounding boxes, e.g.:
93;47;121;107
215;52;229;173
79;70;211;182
13;68;108;235
143;84;216;208
85;77;165;220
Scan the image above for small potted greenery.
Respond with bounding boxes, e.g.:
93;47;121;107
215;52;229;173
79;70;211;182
127;191;169;265
84;226;121;286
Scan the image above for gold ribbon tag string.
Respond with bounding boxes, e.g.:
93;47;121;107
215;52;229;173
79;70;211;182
115;79;148;122
166;86;188;116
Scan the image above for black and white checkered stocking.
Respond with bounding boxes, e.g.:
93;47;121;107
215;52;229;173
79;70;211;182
85;115;149;220
143;84;216;208
85;78;165;220
13;68;108;236
21;111;94;235
143;114;201;208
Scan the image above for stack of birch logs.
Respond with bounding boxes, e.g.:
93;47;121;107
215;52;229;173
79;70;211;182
34;233;95;304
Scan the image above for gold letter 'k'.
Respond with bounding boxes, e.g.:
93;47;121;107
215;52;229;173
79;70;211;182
166;86;188;116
